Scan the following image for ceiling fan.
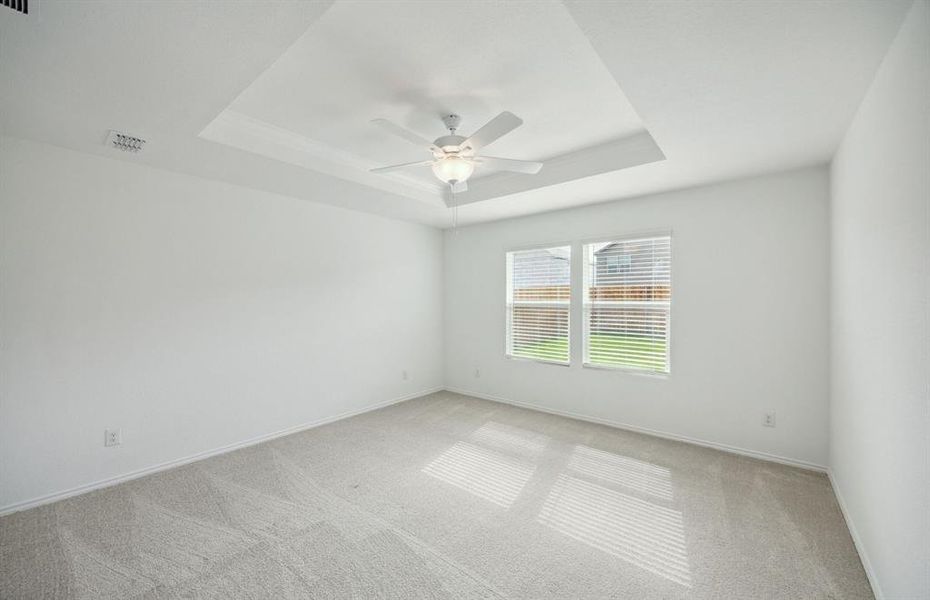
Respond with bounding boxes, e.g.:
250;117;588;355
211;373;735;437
369;112;543;194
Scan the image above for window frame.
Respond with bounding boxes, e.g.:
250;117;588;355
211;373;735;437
505;242;573;366
581;232;673;376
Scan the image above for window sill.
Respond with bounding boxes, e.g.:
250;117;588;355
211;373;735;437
582;362;669;379
506;354;571;367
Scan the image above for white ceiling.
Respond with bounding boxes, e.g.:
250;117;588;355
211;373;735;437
199;0;667;212
206;0;648;197
0;0;912;227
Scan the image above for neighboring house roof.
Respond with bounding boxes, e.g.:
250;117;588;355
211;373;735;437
593;242;622;255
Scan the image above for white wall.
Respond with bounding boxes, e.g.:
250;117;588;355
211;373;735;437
829;1;930;598
444;167;830;468
0;136;444;512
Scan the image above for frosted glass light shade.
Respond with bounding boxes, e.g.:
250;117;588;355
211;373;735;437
431;155;475;184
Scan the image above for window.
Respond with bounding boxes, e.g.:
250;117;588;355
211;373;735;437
506;246;571;364
583;236;671;373
603;253;632;275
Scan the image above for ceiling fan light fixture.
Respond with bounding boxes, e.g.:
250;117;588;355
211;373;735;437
431;154;475;185
371;112;541;200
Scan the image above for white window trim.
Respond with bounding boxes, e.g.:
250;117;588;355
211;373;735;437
578;228;673;246
581;234;673;376
505;244;572;366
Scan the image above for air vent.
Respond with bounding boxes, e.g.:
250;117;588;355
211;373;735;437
105;130;146;153
2;0;28;15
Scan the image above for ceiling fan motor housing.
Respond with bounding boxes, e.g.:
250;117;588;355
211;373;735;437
434;134;468;153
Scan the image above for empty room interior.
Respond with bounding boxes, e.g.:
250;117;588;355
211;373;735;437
1;1;928;599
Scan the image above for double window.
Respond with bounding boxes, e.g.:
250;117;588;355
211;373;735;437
506;235;671;374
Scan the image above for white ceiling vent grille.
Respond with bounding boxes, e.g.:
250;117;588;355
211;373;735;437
2;0;28;15
105;130;146;153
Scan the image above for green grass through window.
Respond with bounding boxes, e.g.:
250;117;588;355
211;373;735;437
512;334;667;371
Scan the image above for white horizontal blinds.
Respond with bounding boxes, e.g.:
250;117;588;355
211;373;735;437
506;246;571;364
583;236;671;373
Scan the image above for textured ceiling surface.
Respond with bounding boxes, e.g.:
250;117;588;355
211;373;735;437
200;0;653;206
0;0;912;227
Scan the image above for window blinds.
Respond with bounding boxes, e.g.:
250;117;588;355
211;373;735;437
583;236;671;373
506;246;571;364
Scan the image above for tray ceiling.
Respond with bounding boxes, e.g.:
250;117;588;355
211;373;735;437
199;0;659;207
0;0;912;227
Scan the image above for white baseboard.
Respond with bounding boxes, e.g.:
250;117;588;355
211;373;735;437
0;386;443;517
828;469;883;600
444;387;827;473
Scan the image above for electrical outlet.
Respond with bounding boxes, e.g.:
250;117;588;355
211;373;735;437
402;370;408;381
474;368;480;378
762;412;776;428
105;428;122;447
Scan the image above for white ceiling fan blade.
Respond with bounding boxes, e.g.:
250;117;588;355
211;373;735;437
370;160;433;174
461;111;523;151
371;118;440;152
451;180;468;193
475;156;543;174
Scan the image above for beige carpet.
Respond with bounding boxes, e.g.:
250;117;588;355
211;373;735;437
0;391;871;599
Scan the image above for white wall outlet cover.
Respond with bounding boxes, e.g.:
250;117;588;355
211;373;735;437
105;428;122;447
763;413;777;428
